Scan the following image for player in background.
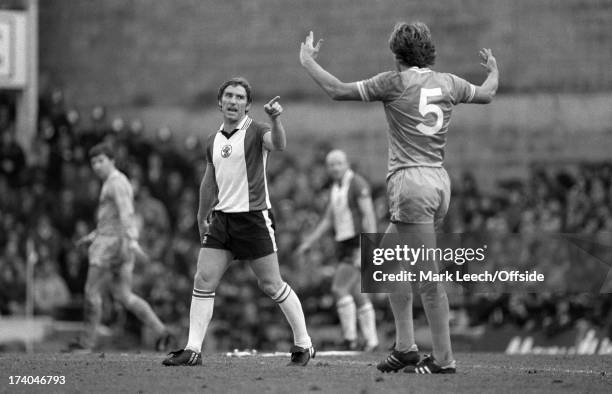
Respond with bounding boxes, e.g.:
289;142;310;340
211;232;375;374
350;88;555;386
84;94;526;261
162;77;315;367
300;22;498;374
297;149;379;351
72;142;174;352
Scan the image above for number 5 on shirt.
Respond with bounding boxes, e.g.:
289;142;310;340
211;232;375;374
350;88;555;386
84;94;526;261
416;88;443;135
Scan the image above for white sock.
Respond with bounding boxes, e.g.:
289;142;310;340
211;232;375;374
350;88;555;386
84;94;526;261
185;288;215;353
336;295;357;341
357;302;379;347
272;282;312;348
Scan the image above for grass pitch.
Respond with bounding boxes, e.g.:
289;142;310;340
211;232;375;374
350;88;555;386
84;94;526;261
1;351;611;393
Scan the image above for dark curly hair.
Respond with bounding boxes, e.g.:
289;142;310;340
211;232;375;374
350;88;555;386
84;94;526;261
388;22;436;68
217;77;253;105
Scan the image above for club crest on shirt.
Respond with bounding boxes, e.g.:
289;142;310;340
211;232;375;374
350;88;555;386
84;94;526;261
221;144;232;158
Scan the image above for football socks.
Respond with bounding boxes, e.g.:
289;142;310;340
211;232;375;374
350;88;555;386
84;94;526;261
272;282;312;349
185;288;215;353
337;295;358;342
357;302;379;348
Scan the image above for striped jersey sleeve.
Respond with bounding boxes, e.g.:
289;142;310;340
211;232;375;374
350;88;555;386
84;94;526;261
349;174;371;202
356;71;397;102
257;122;272;149
448;73;476;104
205;133;216;164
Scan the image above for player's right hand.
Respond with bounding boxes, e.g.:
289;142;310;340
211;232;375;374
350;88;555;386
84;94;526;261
198;221;210;243
264;96;283;119
479;48;497;73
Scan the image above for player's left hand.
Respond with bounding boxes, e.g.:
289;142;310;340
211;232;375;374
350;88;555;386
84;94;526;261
264;96;283;119
479;48;498;73
300;31;323;64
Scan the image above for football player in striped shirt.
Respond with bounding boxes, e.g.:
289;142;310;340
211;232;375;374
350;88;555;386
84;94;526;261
300;22;498;374
297;149;379;351
163;77;314;367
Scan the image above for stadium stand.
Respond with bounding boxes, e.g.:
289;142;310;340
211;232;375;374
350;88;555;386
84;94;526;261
1;89;611;350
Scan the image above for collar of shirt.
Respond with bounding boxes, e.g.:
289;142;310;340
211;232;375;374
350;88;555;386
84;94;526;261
219;115;250;139
408;66;432;73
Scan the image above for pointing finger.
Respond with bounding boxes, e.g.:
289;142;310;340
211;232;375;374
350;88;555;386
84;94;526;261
266;96;281;106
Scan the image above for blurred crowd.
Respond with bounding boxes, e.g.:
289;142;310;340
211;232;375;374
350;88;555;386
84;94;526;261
446;165;612;338
1;90;611;350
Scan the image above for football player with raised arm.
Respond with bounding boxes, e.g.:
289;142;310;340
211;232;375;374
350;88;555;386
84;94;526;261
300;22;498;374
163;77;314;367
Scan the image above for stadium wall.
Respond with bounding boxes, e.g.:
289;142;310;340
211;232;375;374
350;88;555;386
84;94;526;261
37;0;612;187
40;0;612;105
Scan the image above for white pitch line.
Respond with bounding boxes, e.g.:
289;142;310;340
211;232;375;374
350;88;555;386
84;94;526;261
225;350;363;358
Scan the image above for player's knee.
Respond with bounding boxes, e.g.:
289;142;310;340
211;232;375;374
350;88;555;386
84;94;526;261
84;283;100;301
418;281;447;303
84;289;102;309
353;292;370;307
193;270;219;292
389;291;413;304
259;279;284;298
331;283;350;298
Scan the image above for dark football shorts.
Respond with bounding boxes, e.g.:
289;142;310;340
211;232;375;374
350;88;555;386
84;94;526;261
336;235;361;266
202;209;278;260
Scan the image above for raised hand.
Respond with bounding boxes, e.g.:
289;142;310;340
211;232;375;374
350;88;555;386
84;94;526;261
264;96;283;119
300;31;324;64
479;48;498;73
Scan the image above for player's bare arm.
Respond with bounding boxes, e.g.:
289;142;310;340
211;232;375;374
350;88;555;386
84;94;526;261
263;96;287;151
296;203;333;255
196;163;217;241
471;48;499;104
300;31;361;101
357;194;377;233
